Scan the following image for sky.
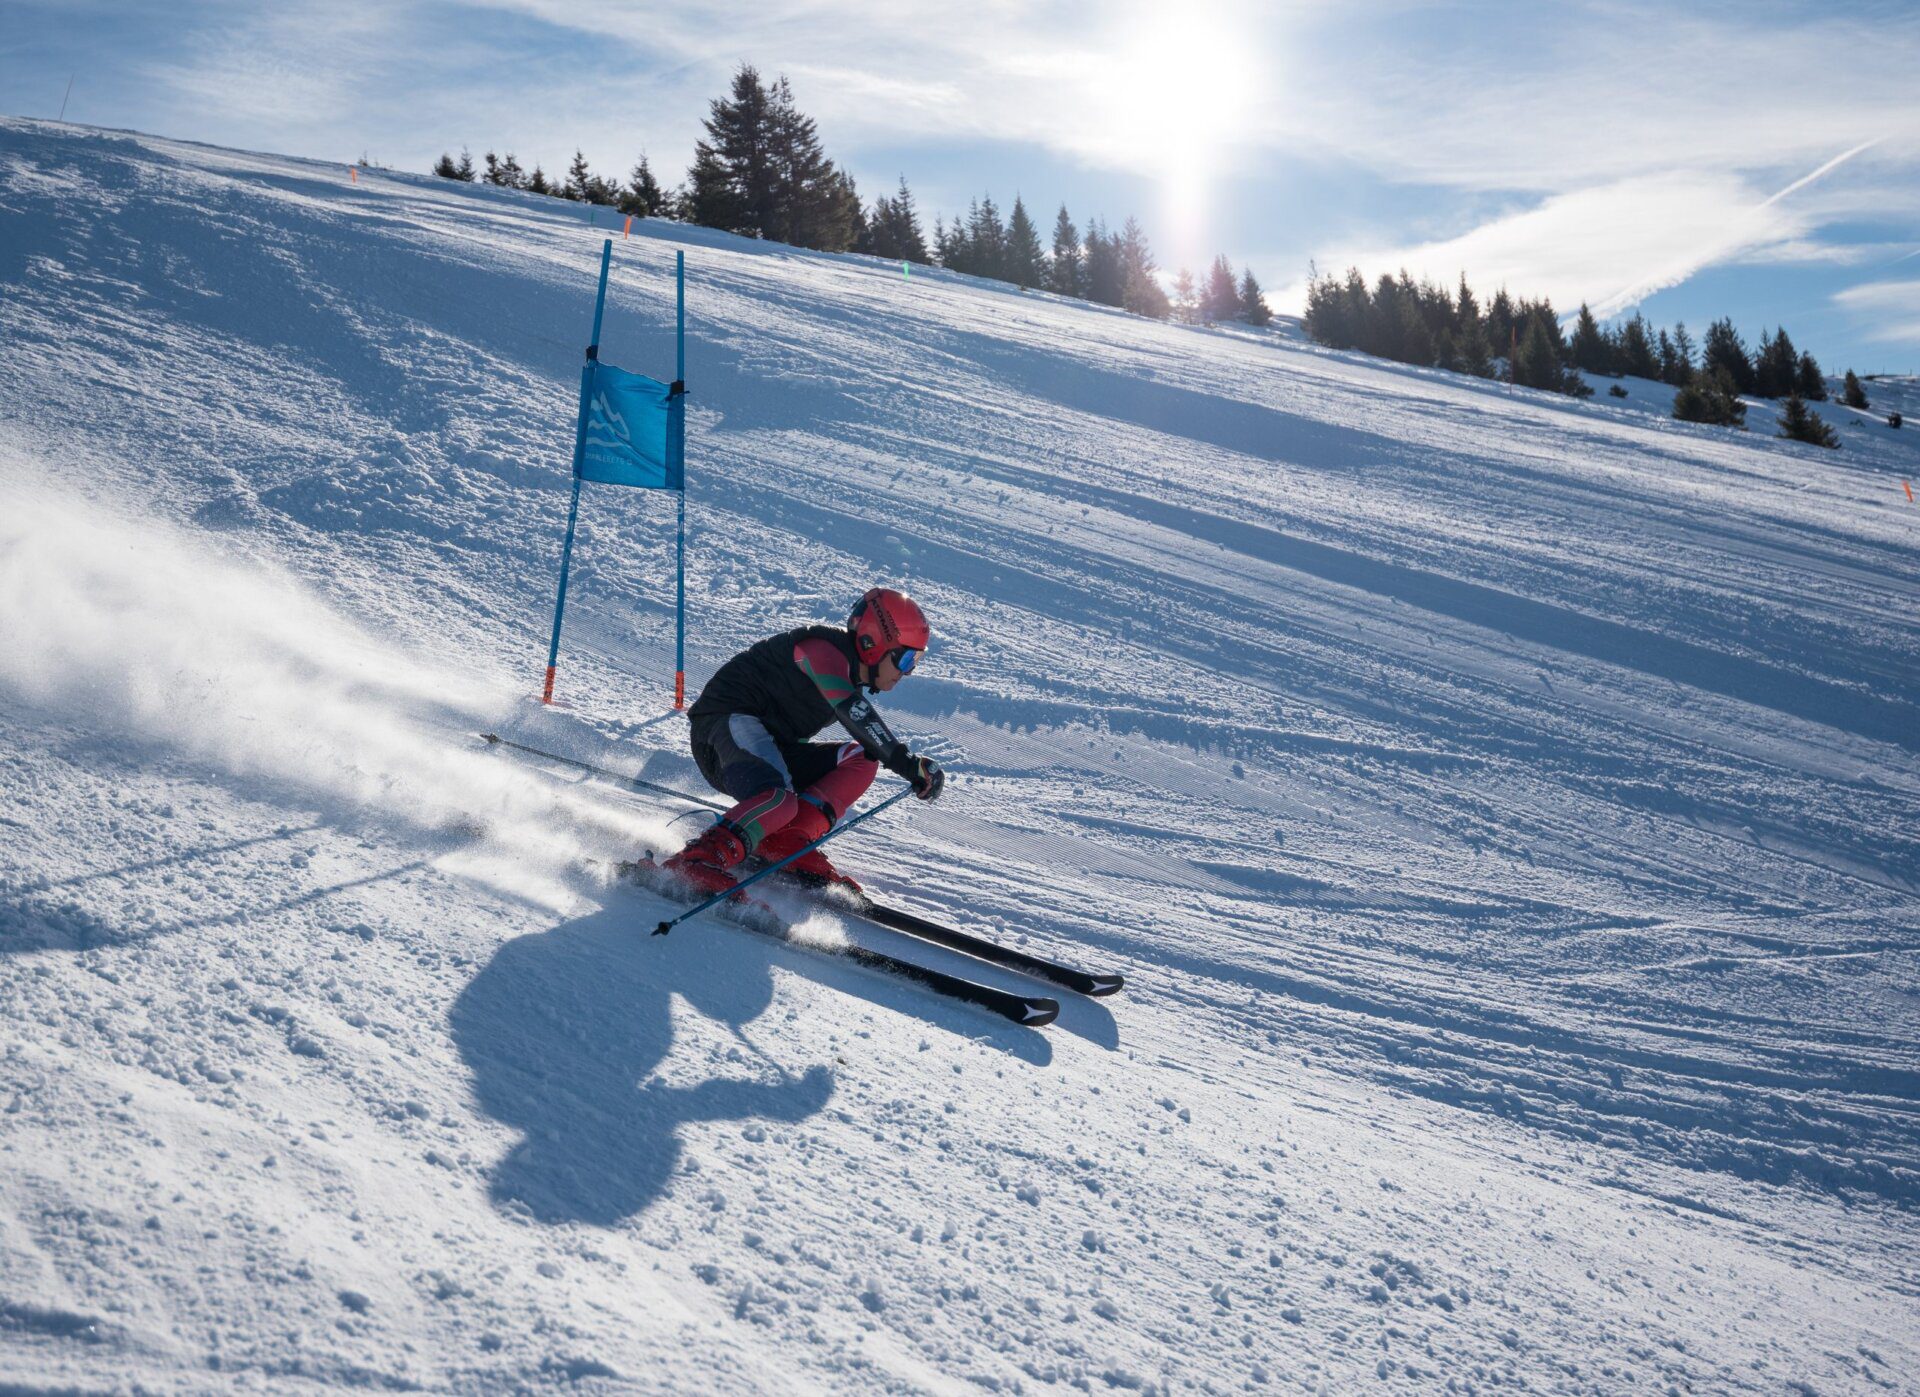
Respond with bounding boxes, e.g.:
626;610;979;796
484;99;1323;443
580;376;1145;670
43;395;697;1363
5;0;1919;373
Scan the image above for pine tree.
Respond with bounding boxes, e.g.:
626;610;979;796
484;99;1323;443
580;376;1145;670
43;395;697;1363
500;154;525;189
1303;267;1350;346
1842;369;1869;409
1512;316;1560;389
1416;275;1454;348
1620;314;1660;379
1172;268;1197;323
454;149;475;182
1485;289;1515;364
1456;274;1480;329
1702;318;1754;394
433;153;461;179
1570;303;1609;374
1399;296;1436;365
526;165;551;196
886;176;930;263
967;196;1007;280
1200;255;1237;322
1753;326;1799;398
563;150;592;202
1670;322;1696;385
828;169;865;252
1795;351;1826;401
1368;273;1405;359
621;155;665;217
1656;329;1680;385
1239;268;1271;326
861;177;930;263
682;141;739;230
1004;196;1044;289
483;151;503;186
687;64;775;237
1084;220;1124;307
1777;392;1839;447
933;215;966;271
1117;218;1170;318
1049;205;1083;297
766;75;858;250
1674;366;1747;427
1510;309;1590;397
1457;313;1494;377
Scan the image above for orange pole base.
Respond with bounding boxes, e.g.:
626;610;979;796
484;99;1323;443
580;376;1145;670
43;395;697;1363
673;671;685;710
541;665;557;704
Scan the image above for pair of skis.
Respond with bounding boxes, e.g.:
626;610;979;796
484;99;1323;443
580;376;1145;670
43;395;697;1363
480;734;1123;1027
622;856;1106;1027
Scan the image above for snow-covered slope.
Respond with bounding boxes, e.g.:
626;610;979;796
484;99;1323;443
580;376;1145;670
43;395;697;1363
2;118;1917;1393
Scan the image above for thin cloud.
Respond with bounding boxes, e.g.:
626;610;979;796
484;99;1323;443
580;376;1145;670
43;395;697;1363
1833;279;1920;346
1279;171;1802;319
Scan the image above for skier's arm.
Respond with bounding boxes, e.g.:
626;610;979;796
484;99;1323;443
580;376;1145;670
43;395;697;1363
793;638;944;799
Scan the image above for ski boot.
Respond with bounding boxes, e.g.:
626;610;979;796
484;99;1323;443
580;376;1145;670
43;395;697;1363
659;822;749;898
755;806;862;894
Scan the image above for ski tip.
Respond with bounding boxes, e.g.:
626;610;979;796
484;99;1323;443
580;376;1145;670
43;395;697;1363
1085;974;1125;997
480;731;500;743
1022;998;1061;1027
652;921;672;936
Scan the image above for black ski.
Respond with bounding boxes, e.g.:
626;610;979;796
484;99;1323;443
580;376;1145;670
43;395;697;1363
618;860;1059;1028
483;732;1111;1007
808;885;1123;998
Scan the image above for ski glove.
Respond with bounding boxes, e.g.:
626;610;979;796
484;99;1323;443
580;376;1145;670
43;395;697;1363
883;743;945;802
908;756;944;802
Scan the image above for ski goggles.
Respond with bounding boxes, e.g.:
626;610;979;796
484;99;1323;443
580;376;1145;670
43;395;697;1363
889;646;920;675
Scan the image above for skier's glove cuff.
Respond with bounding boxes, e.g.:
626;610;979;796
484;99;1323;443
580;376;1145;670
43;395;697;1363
908;756;944;802
881;742;916;779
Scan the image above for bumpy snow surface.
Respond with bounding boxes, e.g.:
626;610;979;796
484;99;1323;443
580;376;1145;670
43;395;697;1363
3;118;1918;1394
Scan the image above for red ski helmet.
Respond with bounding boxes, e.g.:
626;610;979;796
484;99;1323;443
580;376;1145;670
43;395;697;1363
848;587;930;665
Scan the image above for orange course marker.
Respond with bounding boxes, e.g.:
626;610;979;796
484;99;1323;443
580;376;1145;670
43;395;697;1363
623;215;633;238
349;166;358;184
1906;480;1915;503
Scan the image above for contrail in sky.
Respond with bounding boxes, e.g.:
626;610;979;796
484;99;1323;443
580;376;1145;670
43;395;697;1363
1757;137;1883;209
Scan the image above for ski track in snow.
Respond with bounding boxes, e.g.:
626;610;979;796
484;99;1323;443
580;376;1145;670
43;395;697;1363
2;118;1918;1393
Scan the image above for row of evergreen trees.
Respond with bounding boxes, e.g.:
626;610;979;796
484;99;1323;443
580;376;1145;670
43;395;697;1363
1304;265;1863;445
1304;268;1591;396
431;65;1272;327
432;148;668;216
1567;306;1829;402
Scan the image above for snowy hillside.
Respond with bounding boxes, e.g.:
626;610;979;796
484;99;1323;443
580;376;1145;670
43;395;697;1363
3;117;1918;1394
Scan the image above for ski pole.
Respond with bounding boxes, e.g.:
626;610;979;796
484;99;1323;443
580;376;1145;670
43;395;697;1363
479;732;727;813
653;786;917;936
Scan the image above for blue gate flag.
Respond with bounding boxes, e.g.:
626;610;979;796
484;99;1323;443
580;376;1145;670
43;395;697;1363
578;361;684;490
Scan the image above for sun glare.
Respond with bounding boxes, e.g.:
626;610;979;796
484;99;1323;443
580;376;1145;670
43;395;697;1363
1096;6;1257;250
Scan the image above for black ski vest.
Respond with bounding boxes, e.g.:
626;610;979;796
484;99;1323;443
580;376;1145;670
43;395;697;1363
688;625;862;747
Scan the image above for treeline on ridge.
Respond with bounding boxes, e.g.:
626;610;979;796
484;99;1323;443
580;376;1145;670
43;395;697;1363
1303;266;1862;446
430;64;1269;326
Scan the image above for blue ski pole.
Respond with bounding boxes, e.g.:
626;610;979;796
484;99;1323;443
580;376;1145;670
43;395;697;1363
653;786;916;935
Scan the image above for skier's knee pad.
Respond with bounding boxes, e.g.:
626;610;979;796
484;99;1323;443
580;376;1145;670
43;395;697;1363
807;743;878;817
754;798;831;860
719;785;801;851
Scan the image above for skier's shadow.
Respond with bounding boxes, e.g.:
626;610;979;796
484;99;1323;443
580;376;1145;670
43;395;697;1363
452;896;1051;1227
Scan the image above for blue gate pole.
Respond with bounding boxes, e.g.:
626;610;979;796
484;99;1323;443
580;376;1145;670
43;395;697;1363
542;239;615;703
673;249;688;710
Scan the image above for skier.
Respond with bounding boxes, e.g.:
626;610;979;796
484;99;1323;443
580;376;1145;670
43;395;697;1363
657;587;945;896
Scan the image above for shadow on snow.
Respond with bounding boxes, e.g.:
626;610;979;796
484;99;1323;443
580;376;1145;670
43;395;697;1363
451;894;1054;1227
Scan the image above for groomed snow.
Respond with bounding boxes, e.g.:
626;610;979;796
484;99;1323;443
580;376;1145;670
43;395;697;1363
2;117;1917;1393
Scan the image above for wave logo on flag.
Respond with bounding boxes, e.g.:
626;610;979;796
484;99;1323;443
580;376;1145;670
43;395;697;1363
578;361;683;490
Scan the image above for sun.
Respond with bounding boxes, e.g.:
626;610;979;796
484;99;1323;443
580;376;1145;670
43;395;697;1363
1095;4;1259;242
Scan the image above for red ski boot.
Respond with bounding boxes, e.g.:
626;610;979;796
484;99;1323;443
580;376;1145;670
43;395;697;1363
660;822;749;897
755;806;862;892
